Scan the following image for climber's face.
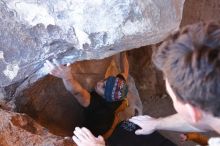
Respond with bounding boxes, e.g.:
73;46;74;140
95;79;107;97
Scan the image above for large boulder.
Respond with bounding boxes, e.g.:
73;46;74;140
0;0;185;99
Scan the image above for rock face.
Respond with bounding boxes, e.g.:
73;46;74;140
0;109;75;146
181;0;220;26
0;0;185;98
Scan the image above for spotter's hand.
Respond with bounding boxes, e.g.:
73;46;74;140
129;115;158;135
72;127;105;146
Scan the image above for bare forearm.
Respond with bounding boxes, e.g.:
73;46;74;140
44;59;90;107
63;78;90;107
156;113;205;132
63;78;82;94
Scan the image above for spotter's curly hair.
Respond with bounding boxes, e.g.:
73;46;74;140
153;21;220;117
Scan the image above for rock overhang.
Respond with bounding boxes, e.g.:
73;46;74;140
0;0;185;97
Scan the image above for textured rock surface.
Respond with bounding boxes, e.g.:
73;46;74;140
0;109;75;146
181;0;220;26
0;0;185;98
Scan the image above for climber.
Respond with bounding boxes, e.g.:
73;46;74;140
44;52;176;146
44;52;130;138
129;21;220;146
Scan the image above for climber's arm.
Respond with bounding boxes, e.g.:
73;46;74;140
44;59;90;107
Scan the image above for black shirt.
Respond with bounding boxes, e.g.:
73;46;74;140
84;91;122;136
107;121;176;146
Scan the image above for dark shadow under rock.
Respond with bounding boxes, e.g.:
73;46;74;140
15;76;85;136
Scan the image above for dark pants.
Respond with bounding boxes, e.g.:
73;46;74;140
107;121;176;146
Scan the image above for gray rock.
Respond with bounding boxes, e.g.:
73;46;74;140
0;0;185;98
